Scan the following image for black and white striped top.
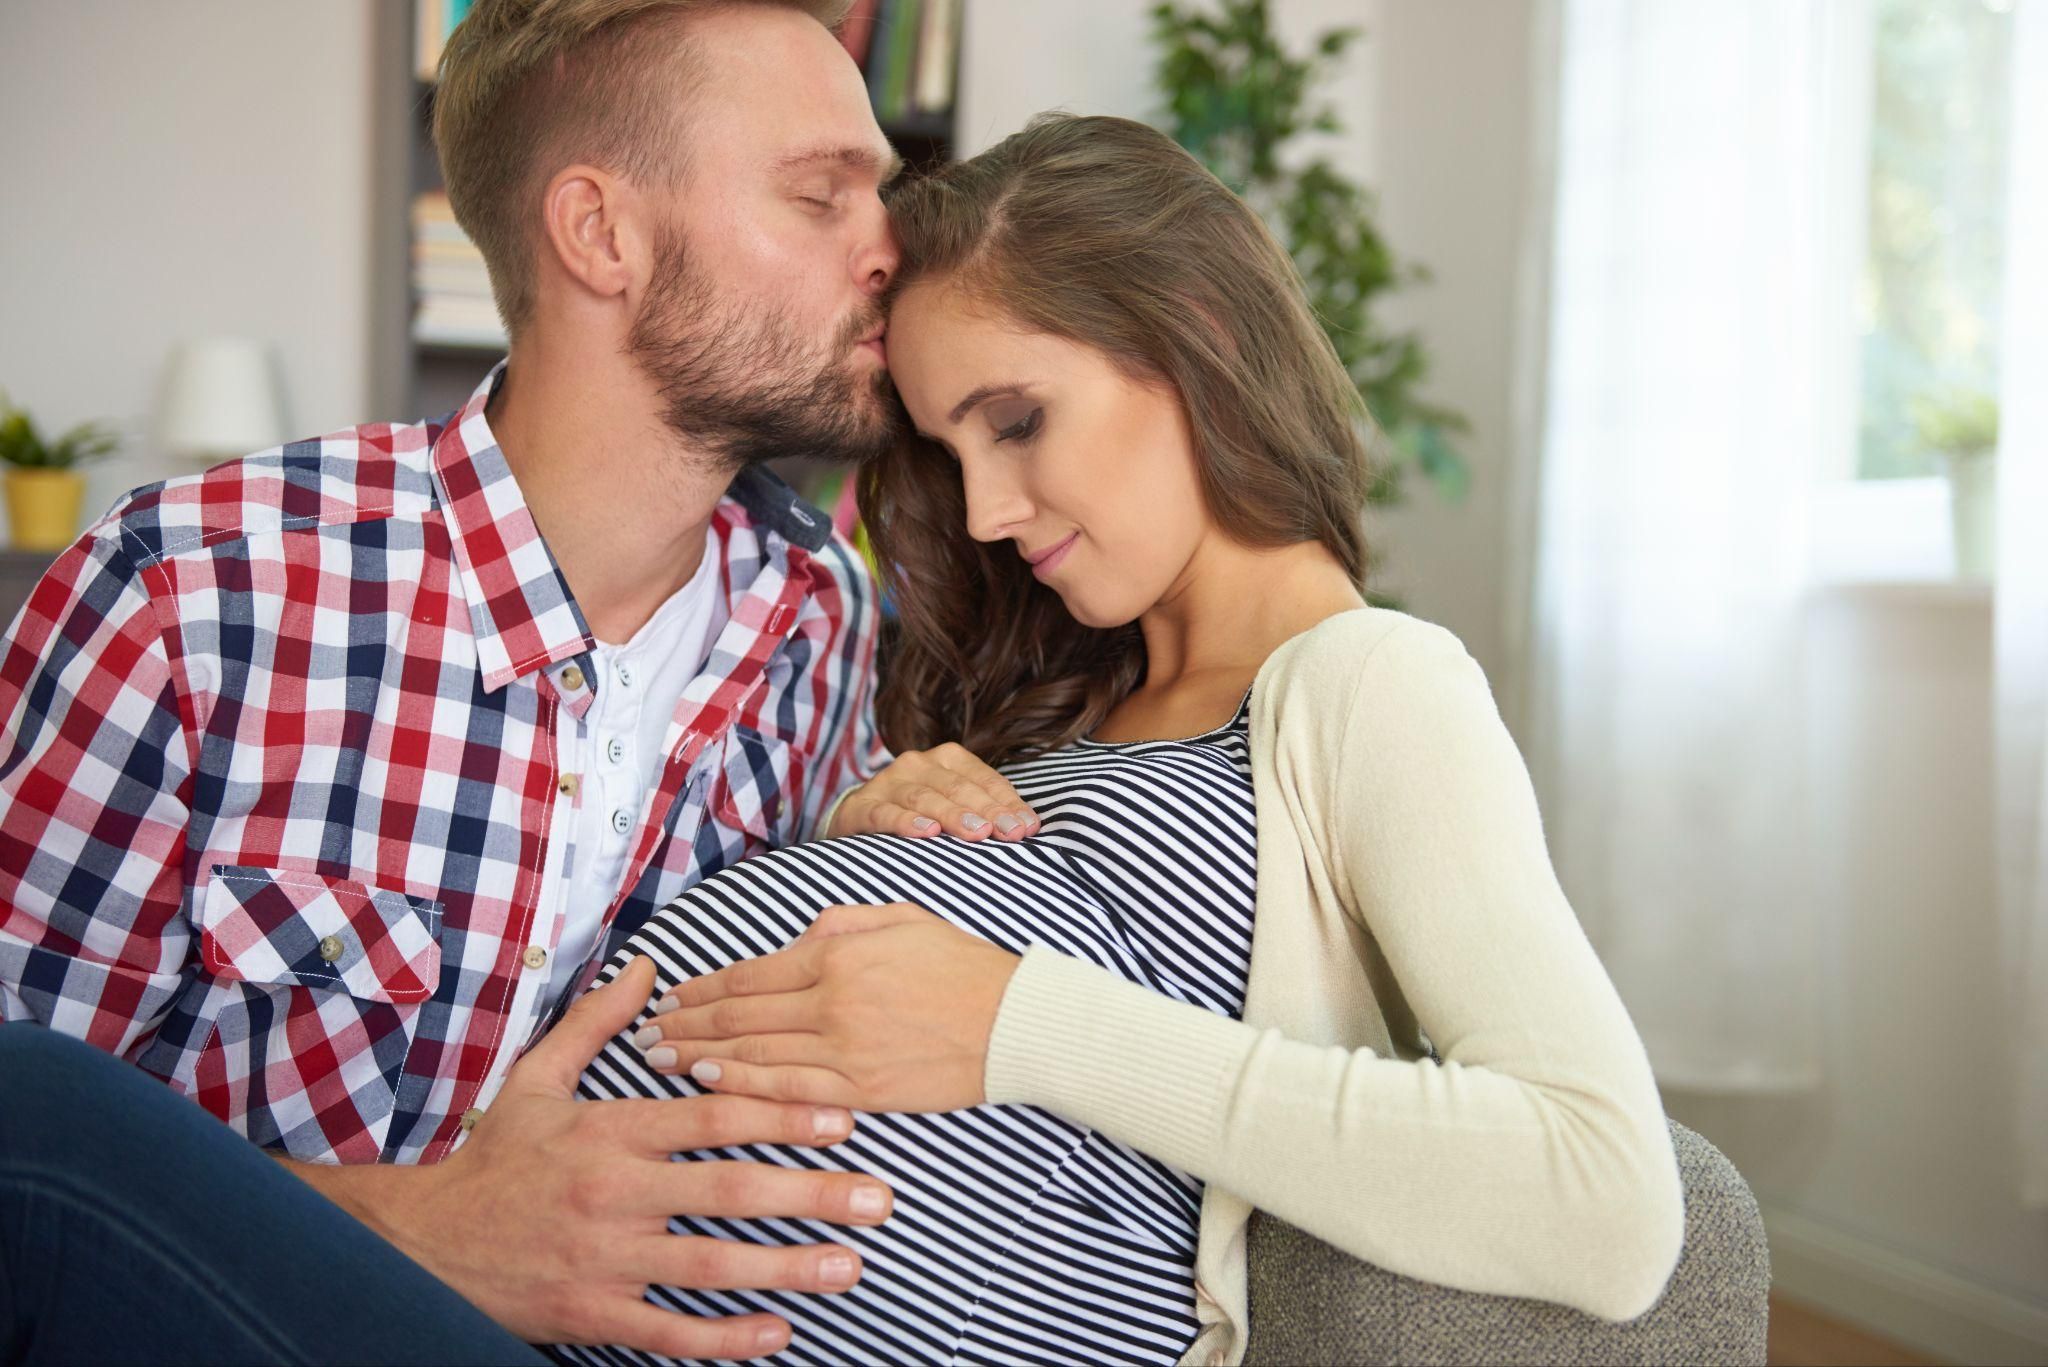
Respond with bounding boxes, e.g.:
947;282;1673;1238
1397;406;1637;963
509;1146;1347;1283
562;691;1257;1367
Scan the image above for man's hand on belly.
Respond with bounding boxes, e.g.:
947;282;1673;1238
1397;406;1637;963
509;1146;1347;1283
277;956;895;1360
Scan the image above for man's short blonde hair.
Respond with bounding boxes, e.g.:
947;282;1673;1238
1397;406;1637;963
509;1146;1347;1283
434;0;855;334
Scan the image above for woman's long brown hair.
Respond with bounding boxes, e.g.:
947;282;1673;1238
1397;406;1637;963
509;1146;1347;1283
862;112;1375;766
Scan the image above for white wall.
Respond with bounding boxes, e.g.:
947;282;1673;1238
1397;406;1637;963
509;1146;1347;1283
0;0;382;536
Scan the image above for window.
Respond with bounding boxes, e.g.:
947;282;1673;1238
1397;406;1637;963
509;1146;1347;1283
1856;0;2013;482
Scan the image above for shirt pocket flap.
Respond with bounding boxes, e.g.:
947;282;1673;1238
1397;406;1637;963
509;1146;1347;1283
711;727;804;842
199;865;443;1004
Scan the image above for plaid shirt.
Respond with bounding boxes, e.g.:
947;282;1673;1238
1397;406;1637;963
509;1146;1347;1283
0;365;885;1165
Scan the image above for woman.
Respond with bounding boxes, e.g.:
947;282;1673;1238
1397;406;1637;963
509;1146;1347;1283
568;112;1683;1366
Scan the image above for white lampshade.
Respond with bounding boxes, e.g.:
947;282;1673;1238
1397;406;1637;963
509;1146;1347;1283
158;338;289;462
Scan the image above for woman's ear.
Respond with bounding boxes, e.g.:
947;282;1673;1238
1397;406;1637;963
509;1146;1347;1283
537;163;645;304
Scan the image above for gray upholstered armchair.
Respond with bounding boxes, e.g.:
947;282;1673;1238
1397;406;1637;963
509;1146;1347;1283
1243;1119;1770;1365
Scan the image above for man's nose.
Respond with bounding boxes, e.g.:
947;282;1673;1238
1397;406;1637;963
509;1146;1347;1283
857;209;900;297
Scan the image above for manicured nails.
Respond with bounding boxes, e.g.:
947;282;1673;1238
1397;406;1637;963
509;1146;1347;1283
633;1025;662;1049
961;813;990;832
994;812;1023;834
849;1184;889;1219
911;816;939;833
691;1059;723;1084
645;1046;676;1068
654;994;679;1014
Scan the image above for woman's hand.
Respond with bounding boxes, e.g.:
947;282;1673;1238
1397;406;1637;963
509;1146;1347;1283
825;743;1040;841
633;903;1022;1113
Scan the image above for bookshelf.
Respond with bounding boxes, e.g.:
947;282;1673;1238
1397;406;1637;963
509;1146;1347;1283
381;0;963;503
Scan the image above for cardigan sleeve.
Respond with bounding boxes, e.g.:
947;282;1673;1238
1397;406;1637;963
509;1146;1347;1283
982;618;1685;1321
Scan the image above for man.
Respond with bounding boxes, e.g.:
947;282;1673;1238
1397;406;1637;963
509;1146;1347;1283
0;0;912;1358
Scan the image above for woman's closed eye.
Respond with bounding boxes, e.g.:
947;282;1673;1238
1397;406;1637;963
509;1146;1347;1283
993;407;1043;445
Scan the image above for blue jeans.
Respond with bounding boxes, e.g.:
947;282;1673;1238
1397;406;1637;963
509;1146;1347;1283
0;1024;548;1366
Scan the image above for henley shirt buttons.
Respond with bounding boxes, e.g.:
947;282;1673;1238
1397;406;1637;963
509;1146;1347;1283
522;945;548;971
557;773;579;798
560;664;585;692
606;737;626;766
459;1107;484;1132
610;809;632;837
318;935;344;963
616;662;634;688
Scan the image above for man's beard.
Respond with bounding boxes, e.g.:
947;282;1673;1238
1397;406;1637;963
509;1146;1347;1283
627;224;900;472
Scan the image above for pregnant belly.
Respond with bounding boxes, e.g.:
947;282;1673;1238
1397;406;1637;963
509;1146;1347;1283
568;830;1202;1366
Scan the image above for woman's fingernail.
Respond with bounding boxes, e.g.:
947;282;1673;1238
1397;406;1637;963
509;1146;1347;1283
850;1184;889;1219
654;995;679;1014
994;812;1022;834
646;1046;677;1068
962;813;990;831
633;1025;663;1050
813;1107;853;1140
820;1253;858;1289
692;1059;723;1084
911;816;939;833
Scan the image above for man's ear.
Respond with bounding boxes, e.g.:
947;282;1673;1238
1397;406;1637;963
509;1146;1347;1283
538;163;646;303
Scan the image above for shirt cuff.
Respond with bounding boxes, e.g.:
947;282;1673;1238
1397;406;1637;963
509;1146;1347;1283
982;944;1254;1176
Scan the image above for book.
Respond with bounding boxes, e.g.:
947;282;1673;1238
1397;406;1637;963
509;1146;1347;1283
414;0;476;83
913;0;958;113
880;0;922;122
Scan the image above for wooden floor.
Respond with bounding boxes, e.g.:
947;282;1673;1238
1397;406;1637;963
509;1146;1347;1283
1768;1292;1944;1366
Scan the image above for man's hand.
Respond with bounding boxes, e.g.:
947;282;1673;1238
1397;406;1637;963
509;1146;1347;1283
283;957;893;1360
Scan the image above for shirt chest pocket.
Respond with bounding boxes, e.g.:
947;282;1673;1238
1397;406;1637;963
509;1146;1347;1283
186;865;444;1164
709;726;805;850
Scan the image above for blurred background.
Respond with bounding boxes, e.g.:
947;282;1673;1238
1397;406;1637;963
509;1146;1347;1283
1;1;2042;1362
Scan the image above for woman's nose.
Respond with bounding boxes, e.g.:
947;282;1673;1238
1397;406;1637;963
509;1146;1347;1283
961;462;1033;544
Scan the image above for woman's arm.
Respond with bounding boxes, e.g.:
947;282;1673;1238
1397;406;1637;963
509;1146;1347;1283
983;620;1684;1322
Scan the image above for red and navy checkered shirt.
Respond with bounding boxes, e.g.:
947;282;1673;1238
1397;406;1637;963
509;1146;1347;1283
0;365;886;1165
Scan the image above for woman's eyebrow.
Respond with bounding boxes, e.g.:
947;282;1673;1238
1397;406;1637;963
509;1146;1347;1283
948;383;1031;424
769;145;905;186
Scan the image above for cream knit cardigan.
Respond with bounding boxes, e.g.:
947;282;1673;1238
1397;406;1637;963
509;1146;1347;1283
981;608;1685;1366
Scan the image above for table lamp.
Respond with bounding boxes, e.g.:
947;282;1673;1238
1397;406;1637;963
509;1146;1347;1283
158;338;288;465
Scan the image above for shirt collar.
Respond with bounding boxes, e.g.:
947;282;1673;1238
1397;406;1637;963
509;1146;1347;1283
428;361;836;695
430;362;595;693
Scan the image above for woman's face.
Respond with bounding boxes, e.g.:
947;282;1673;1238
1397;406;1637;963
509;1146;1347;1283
884;281;1214;628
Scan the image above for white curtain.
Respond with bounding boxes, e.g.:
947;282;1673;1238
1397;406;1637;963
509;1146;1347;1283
1524;0;1859;1090
1994;0;2048;1212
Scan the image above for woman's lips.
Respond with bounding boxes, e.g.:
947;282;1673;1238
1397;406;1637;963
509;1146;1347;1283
857;336;887;363
1029;532;1079;580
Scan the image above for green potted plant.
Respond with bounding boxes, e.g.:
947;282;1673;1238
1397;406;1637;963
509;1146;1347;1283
0;394;119;551
1152;0;1469;601
1910;387;1999;579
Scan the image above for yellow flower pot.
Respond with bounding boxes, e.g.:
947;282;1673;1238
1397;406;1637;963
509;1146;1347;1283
5;468;87;551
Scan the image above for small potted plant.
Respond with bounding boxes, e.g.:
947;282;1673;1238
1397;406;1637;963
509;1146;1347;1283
0;393;119;551
1910;387;1999;579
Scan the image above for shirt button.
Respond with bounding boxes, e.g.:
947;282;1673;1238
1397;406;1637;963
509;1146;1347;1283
606;736;626;766
558;773;579;798
560;664;585;692
522;945;549;971
616;662;634;688
318;935;344;963
610;809;633;837
459;1107;484;1132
